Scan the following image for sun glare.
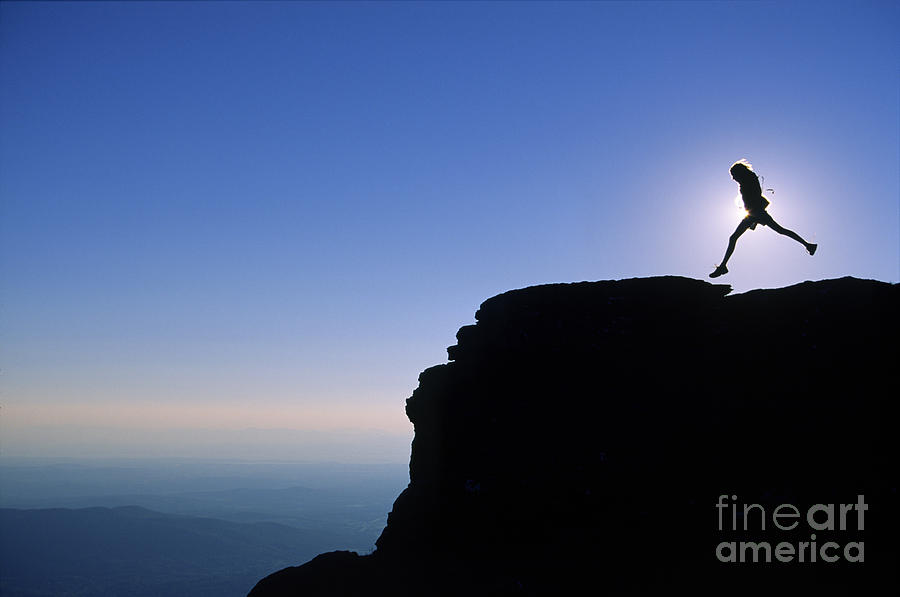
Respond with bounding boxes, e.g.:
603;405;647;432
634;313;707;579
733;195;748;218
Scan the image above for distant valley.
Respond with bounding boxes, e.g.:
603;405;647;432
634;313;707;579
0;459;408;596
1;505;344;596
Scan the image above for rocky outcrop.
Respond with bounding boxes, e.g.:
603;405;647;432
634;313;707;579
250;276;898;596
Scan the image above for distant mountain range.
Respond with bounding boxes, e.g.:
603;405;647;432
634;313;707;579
0;505;350;597
3;484;397;537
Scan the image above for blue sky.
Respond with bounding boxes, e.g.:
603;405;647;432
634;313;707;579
2;1;897;460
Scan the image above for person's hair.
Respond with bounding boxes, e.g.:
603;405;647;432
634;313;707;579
729;159;757;182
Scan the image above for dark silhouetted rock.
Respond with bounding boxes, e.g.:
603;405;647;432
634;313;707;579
249;276;898;596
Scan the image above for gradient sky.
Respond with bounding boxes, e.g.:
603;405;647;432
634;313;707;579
1;1;897;461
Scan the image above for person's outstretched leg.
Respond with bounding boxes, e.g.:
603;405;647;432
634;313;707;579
711;218;752;277
767;217;817;255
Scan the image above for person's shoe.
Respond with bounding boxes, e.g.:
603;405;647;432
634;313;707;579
709;264;728;278
807;243;817;256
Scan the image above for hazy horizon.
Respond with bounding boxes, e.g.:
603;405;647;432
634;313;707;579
2;1;898;462
1;424;412;463
0;457;410;596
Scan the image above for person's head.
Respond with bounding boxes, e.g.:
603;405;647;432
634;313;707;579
729;159;756;183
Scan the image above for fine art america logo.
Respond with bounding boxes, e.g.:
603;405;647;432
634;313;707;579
715;495;867;563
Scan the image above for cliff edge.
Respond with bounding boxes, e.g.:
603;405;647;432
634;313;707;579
250;276;898;596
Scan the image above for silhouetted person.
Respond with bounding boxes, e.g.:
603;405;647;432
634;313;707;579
710;159;816;278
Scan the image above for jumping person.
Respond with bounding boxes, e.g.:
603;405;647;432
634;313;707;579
710;159;817;278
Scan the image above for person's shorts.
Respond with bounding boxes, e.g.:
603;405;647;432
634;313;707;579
746;210;775;230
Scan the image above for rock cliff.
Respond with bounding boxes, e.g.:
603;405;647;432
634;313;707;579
250;276;898;596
